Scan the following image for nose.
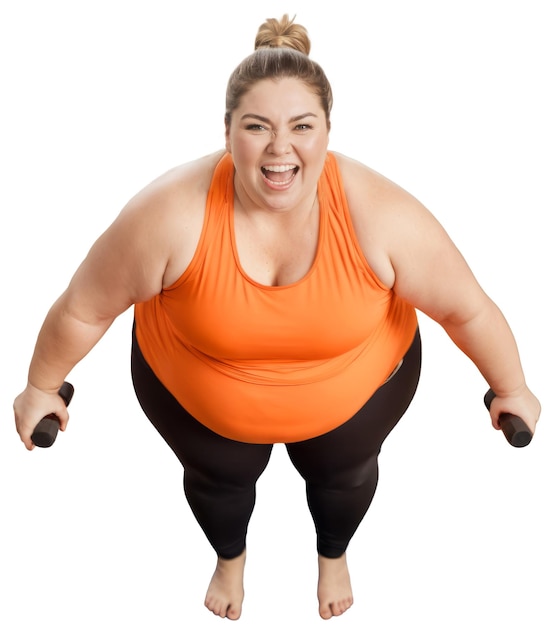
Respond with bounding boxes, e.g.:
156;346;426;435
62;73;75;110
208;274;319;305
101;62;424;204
267;130;291;155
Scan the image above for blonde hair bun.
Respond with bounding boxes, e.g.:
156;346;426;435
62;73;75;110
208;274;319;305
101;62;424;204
254;14;311;55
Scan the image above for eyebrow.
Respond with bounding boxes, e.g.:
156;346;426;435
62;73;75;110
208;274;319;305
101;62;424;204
240;112;318;123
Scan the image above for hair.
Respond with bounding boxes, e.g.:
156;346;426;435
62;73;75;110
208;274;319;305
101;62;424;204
225;15;333;129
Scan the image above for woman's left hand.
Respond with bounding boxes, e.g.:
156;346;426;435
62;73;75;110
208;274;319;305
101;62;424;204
488;385;541;436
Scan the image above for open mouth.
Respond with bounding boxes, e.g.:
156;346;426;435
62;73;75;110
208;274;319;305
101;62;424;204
261;164;299;186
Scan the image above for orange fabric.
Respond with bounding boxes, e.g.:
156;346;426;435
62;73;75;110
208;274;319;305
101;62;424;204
134;152;417;443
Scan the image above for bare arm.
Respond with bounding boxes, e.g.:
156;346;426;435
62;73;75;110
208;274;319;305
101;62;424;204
390;203;538;427
14;155;214;449
339;154;541;432
14;204;165;448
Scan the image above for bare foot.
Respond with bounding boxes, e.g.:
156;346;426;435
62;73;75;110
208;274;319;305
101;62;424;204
317;554;354;619
204;550;246;620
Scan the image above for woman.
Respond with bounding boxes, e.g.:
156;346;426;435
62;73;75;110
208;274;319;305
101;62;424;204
14;15;540;621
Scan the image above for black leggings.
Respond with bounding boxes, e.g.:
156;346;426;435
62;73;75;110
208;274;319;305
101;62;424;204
131;328;421;559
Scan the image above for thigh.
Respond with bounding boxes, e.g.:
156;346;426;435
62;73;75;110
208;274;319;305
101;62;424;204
287;328;421;485
131;327;273;485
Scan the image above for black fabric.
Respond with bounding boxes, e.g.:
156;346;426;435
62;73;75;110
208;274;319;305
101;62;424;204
131;327;421;559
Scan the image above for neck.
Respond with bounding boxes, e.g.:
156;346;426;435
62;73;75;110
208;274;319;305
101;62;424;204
234;183;319;229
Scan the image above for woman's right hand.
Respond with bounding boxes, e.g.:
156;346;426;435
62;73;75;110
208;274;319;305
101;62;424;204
13;383;70;451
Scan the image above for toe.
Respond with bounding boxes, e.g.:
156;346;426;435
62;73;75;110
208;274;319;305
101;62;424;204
319;603;333;620
227;604;242;620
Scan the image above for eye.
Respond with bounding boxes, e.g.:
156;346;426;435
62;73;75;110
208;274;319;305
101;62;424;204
294;123;313;132
245;123;267;132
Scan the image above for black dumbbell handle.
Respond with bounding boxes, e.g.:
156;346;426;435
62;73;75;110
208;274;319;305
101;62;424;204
484;388;532;448
31;382;74;448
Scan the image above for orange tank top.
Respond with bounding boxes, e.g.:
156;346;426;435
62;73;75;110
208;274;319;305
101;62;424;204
134;152;417;443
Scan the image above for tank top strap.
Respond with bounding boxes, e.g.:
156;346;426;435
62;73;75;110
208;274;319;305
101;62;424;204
175;153;235;287
318;152;382;285
206;152;234;212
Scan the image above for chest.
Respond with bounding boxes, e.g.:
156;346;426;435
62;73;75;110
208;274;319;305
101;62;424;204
163;212;391;363
232;205;320;287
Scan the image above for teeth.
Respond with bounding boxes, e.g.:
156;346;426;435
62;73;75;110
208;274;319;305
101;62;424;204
262;164;297;173
266;179;291;186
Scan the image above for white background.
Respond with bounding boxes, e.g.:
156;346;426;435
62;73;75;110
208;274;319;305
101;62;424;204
1;1;553;624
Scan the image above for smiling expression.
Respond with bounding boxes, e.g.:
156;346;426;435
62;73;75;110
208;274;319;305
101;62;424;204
225;77;330;214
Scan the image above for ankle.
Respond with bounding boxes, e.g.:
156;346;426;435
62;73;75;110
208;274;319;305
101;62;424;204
216;549;246;569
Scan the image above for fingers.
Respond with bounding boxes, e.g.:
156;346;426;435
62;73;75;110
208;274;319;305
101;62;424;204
14;387;70;450
491;415;502;431
21;432;36;451
56;406;70;432
16;416;38;451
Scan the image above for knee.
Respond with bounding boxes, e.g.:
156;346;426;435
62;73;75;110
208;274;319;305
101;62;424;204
313;454;379;491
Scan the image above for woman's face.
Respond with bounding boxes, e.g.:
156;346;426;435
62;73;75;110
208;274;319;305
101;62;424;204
226;77;330;214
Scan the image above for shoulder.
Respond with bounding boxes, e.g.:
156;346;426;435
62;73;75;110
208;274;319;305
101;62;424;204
123;150;226;217
330;152;474;314
101;151;227;293
331;151;417;210
62;152;228;315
